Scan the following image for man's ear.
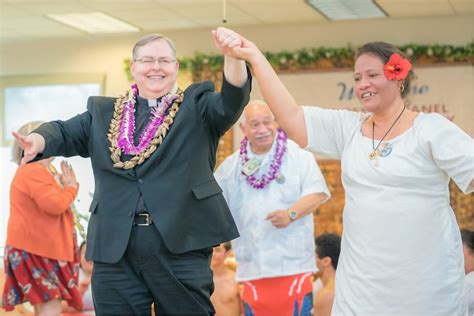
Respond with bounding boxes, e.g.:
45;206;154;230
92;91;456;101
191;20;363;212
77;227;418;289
239;122;246;136
322;256;332;267
130;60;136;80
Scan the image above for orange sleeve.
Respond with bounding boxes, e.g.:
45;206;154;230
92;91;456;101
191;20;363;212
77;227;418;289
24;166;78;216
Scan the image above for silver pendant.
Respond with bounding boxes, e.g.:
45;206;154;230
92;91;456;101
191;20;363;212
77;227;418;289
379;142;393;157
276;173;285;184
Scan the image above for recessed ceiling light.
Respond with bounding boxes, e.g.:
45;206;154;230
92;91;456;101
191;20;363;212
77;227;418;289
46;12;140;34
305;0;387;21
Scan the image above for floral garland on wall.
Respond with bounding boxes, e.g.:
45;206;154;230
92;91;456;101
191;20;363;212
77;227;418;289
124;42;473;80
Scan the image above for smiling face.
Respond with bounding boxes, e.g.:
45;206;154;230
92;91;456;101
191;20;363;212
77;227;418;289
240;101;278;155
131;39;179;99
353;53;402;113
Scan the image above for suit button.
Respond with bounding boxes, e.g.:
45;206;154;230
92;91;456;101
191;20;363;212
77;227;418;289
138;179;144;185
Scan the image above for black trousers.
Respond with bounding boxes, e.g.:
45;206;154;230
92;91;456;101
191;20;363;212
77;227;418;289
91;224;215;315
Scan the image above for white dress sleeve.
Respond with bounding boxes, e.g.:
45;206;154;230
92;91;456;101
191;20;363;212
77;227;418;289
303;106;362;159
420;113;474;194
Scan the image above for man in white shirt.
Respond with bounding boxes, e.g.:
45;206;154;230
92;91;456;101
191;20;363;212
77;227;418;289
214;100;330;316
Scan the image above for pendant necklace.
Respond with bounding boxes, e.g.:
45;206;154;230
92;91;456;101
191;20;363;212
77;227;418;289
369;106;406;160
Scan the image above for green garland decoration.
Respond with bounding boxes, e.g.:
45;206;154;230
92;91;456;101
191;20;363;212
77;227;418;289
124;42;474;81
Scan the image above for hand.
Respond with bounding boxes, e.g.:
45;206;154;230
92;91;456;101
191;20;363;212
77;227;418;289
212;27;261;63
59;161;78;189
266;210;292;229
12;131;45;165
79;276;91;294
212;27;242;55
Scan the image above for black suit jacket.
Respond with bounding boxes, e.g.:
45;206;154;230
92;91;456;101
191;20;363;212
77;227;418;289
34;76;251;263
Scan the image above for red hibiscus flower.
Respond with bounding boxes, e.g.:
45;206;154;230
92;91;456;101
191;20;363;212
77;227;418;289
384;53;412;80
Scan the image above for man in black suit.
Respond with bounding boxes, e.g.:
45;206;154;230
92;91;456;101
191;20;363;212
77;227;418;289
13;27;251;315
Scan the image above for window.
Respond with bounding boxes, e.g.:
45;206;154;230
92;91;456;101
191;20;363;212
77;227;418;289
0;74;104;258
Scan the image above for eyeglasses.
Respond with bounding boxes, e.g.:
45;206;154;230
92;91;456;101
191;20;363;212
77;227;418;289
134;57;177;67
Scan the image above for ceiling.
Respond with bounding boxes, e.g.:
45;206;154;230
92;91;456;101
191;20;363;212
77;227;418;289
1;0;473;44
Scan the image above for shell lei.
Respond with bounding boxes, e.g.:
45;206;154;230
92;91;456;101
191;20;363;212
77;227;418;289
107;86;184;169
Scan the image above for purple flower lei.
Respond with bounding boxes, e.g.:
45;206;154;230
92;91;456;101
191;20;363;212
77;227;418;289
117;83;178;155
239;128;287;189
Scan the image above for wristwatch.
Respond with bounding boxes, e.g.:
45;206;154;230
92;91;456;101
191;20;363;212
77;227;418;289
287;209;298;221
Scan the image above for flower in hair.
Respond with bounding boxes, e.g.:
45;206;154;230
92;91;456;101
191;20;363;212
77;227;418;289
384;53;412;80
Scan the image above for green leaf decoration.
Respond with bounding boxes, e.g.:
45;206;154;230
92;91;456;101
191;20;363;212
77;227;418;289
124;42;474;81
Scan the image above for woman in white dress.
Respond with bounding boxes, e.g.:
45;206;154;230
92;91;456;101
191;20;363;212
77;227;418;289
215;28;474;315
461;229;474;315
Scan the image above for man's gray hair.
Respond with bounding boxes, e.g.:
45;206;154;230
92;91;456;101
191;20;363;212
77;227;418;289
132;34;177;60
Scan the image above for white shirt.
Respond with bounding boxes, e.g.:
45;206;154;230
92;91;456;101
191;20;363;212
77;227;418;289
215;139;330;282
304;107;473;316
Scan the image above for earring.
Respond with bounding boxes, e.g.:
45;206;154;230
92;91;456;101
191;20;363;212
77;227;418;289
399;84;405;93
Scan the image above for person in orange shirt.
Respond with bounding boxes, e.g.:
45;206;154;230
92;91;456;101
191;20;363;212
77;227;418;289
1;121;83;316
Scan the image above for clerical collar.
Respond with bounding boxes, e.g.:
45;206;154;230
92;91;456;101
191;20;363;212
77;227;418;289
136;84;179;108
147;99;157;107
136;95;162;108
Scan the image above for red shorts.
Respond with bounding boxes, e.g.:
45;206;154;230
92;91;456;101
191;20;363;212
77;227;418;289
2;245;83;311
241;272;313;316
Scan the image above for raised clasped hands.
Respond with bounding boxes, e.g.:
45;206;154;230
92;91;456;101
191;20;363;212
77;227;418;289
59;160;79;189
212;27;260;63
11;131;45;165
